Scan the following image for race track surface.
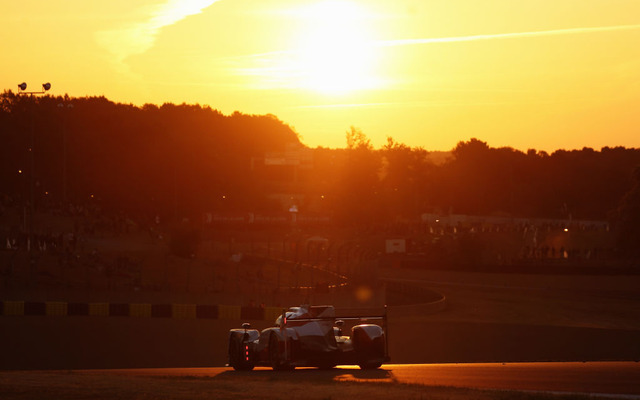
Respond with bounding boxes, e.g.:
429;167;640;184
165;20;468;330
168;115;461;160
78;361;640;397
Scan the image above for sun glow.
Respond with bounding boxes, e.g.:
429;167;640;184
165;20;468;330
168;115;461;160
292;1;380;94
241;1;383;94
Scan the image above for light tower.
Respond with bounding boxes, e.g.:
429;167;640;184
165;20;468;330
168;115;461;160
17;81;52;285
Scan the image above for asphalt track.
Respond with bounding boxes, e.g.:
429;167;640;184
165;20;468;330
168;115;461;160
81;362;640;398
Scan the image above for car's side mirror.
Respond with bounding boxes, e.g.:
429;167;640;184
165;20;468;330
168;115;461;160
242;323;251;330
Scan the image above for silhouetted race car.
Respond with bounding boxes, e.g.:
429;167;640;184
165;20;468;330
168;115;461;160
228;305;389;371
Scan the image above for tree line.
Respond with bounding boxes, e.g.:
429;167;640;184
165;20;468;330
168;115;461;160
1;92;639;255
0;92;299;219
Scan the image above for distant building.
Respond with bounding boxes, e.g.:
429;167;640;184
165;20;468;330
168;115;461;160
251;143;313;211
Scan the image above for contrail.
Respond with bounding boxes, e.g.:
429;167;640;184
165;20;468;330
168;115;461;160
96;0;220;69
235;23;640;65
376;24;640;47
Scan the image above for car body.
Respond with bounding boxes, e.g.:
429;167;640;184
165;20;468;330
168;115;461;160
228;305;389;371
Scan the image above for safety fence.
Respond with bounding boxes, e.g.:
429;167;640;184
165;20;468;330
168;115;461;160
0;300;283;321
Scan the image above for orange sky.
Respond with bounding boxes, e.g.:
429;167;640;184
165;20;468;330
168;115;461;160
3;0;640;151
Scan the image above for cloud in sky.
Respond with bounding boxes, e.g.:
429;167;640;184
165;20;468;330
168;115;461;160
95;0;220;71
376;24;640;47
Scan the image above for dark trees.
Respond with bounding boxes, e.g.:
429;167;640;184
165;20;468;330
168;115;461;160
431;139;640;220
612;166;640;256
0;92;300;220
336;127;382;224
2;91;639;228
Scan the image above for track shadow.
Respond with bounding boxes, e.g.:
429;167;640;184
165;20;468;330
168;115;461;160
214;367;396;383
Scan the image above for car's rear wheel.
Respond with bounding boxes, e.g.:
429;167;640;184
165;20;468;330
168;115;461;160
269;333;293;371
229;335;254;371
353;328;385;370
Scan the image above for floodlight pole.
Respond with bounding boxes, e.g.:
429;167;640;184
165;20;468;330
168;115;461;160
17;82;51;286
58;102;74;203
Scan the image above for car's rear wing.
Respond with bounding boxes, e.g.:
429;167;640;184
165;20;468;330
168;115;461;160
279;306;387;324
280;306;390;361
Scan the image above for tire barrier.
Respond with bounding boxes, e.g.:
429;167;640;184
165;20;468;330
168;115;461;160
68;302;89;316
1;296;443;321
25;301;46;316
217;305;241;320
2;301;24;316
195;305;218;319
89;303;109;317
240;305;263;320
172;304;197;319
130;303;152;318
46;302;68;317
109;303;130;317
0;300;278;320
151;304;172;318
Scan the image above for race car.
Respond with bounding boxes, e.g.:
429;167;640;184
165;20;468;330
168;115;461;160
228;305;389;371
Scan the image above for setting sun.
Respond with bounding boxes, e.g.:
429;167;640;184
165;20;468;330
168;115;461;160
237;1;382;94
291;1;381;94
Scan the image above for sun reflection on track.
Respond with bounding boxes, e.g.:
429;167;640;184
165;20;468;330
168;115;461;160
331;366;396;383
